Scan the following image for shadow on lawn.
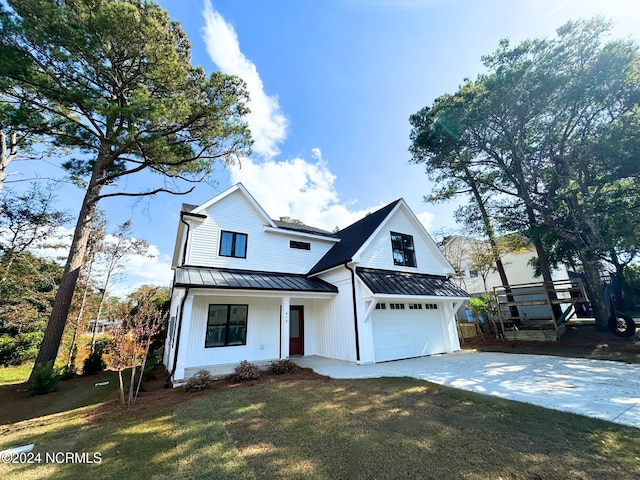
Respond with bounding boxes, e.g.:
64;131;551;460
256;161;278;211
0;370;123;425
203;378;640;480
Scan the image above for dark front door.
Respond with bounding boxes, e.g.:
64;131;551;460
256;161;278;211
289;306;304;355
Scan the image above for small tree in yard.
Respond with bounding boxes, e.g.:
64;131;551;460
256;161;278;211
90;220;150;353
105;288;164;406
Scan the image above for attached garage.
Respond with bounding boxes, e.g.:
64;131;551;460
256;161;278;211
356;267;469;363
371;303;447;362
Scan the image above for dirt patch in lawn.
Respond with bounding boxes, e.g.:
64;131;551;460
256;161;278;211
461;323;640;363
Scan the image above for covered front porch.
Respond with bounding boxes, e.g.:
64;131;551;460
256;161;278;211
166;267;338;384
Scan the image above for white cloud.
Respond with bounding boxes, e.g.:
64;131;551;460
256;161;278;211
109;245;173;299
416;211;435;232
202;0;288;159
229;151;384;232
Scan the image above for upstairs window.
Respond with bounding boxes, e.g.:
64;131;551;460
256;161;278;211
290;240;311;250
390;232;416;267
219;231;247;258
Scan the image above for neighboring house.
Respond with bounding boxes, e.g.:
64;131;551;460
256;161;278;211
441;235;571;320
87;319;121;336
441;235;570;295
163;183;469;385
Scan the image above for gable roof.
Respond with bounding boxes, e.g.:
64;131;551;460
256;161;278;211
308;199;401;275
191;183;277;228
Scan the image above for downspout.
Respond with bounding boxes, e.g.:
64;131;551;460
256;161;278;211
345;262;360;362
165;286;189;388
164;214;192;388
179;213;191;267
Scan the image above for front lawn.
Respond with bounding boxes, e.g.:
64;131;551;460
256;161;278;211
1;376;638;479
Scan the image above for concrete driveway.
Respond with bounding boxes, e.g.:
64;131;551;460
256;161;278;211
294;351;640;428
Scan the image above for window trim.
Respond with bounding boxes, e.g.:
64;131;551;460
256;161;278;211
205;304;248;348
390;231;417;268
219;230;248;258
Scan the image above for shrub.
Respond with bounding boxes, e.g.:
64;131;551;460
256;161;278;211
184;370;212;392
29;361;60;395
82;337;111;375
58;364;76;380
229;360;261;383
0;332;43;367
82;351;106;375
142;352;159;380
268;359;298;375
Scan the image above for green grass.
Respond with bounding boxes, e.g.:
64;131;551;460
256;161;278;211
1;377;639;479
0;368;128;425
0;363;33;385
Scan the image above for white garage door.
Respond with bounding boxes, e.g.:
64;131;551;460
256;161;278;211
372;305;446;362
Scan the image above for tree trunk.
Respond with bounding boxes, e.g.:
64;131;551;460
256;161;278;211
0;130;17;199
66;324;79;368
466;171;520;320
609;251;630;311
118;370;126;405
29;171;104;381
91;287;109;352
578;250;609;332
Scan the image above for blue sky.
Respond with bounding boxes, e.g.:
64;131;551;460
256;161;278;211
7;0;640;296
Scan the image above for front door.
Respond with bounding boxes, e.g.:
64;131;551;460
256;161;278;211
289;306;304;355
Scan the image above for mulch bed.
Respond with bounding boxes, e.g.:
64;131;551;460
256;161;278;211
84;365;328;422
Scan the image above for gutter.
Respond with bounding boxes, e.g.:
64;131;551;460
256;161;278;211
345;262;360;362
165;286;189;388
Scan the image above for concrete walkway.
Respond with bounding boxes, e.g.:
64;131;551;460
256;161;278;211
294;351;640;428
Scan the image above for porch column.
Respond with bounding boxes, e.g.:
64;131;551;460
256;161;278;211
280;297;290;359
173;294;194;383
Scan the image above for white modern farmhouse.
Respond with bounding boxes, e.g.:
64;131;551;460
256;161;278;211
163;183;468;385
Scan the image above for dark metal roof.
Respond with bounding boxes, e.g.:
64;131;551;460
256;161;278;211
174;267;338;293
356;267;469;298
308;200;402;274
272;220;337;238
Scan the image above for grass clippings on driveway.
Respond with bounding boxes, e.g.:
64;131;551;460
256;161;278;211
2;376;638;480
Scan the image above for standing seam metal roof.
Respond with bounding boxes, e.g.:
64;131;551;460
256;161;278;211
174;267;338;293
356;267;469;297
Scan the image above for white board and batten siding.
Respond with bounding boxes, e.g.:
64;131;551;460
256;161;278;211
186;189;335;274
356;204;451;276
314;267;358;362
180;295;281;380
